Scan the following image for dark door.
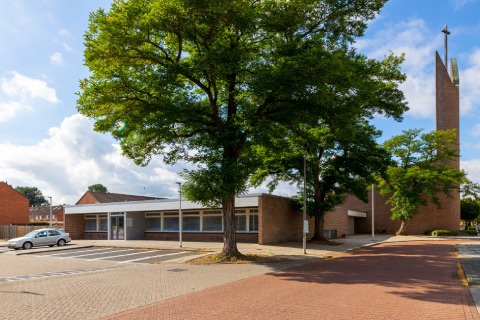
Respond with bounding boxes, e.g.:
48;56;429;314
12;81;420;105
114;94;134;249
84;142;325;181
111;216;125;240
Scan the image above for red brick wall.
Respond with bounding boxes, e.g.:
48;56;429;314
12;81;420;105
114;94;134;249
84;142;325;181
145;232;257;243
84;232;108;240
64;214;85;239
0;182;29;225
259;194;305;244
324;208;349;238
76;192;98;205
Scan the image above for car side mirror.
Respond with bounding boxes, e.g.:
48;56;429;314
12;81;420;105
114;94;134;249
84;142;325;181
35;235;39;238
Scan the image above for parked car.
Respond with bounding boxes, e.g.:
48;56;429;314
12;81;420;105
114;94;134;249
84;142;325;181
6;228;71;250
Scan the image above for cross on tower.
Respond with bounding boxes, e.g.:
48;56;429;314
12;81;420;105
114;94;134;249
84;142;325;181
441;24;451;70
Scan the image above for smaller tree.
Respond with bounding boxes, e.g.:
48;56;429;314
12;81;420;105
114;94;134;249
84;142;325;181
461;198;480;224
15;186;48;207
88;184;109;193
378;129;466;235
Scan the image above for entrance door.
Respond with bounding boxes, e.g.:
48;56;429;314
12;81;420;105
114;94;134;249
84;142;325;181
111;216;125;240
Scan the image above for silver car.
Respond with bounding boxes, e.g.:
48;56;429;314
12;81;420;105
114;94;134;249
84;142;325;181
6;228;71;250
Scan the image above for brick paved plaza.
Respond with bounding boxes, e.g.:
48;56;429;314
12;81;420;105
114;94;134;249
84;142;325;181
1;239;479;319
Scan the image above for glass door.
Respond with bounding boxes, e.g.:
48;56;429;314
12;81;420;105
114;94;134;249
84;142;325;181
111;215;125;240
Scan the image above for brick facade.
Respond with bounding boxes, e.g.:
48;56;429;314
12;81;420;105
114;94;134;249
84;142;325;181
0;182;29;225
324;208;349;238
258;194;305;244
64;214;85;240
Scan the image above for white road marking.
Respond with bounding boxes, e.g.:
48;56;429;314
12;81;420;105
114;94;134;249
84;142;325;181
119;251;187;263
86;250;155;261
59;248;134;259
34;247;112;256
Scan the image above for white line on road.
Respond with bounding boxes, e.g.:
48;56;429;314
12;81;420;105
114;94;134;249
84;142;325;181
59;249;134;259
119;251;187;263
86;250;155;261
34;248;113;257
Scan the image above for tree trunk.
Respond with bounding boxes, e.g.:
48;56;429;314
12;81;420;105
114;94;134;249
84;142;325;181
220;195;241;258
311;215;326;241
396;220;408;235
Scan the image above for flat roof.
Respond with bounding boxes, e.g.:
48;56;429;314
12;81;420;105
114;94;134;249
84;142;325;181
64;193;264;214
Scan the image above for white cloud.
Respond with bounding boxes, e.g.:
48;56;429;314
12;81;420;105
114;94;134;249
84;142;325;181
1;71;59;103
356;19;441;118
50;52;64;65
450;0;479;9
461;48;480;116
58;28;71;37
0;114;187;204
0;101;31;122
462;159;480;184
0;71;59;122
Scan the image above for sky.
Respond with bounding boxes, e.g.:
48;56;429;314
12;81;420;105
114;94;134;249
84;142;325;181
0;0;480;205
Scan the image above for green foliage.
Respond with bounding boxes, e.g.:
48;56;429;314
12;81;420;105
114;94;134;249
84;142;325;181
431;230;459;236
78;0;395;255
378;129;465;230
15;186;48;207
461;229;478;235
88;184;109;193
461;198;480;222
28;222;50;226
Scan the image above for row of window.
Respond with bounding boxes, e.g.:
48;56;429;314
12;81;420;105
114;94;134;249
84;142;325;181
84;209;259;233
145;209;259;233
33;214;56;221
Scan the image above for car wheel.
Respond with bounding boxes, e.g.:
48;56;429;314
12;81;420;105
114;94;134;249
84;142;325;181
23;242;33;250
57;239;66;247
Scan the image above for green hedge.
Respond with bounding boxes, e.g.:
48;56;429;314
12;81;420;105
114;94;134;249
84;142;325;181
27;222;50;226
431;230;459;236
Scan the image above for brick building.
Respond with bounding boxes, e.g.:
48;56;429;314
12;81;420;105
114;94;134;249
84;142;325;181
64;193;306;244
324;51;461;236
29;205;65;224
0;181;29;225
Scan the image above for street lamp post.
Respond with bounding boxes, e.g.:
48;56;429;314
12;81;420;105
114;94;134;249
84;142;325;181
176;182;182;248
48;196;52;228
303;153;307;254
371;184;375;242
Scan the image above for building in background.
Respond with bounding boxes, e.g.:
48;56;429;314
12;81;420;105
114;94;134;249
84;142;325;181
29;205;65;225
0;181;29;225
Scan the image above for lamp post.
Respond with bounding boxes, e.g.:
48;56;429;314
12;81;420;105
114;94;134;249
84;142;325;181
303;152;307;254
48;196;52;228
371;184;375;242
176;182;182;248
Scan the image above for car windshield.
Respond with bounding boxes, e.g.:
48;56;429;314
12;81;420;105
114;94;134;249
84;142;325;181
24;231;38;237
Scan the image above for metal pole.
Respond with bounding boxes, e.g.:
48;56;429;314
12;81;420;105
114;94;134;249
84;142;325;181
48;196;52;228
176;182;183;248
303;153;307;254
371;185;375;241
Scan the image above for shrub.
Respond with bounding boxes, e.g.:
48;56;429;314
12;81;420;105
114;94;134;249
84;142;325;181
27;222;50;226
431;230;459;236
461;229;478;235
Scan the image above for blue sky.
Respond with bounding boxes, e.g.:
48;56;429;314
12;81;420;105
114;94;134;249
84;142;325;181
0;0;479;204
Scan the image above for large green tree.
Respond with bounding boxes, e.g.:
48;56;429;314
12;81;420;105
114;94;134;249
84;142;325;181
15;186;48;207
253;111;403;241
378;129;466;235
78;0;391;258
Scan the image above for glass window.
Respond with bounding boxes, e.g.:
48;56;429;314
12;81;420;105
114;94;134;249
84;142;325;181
85;219;97;231
183;216;200;231
236;215;247;232
203;216;222;232
235;209;246;214
146;217;161;230
249;214;259;232
48;230;60;236
163;216;179;231
99;218;108;231
37;231;47;237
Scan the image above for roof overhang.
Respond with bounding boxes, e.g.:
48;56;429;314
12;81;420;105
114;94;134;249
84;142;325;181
64;194;260;215
348;210;367;218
